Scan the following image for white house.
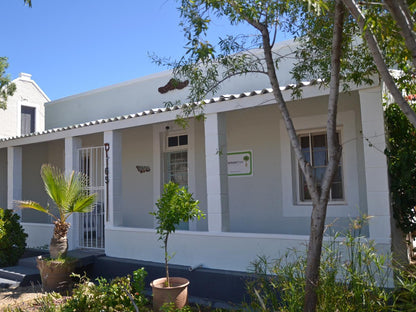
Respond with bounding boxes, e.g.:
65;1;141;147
0;42;392;273
0;73;49;209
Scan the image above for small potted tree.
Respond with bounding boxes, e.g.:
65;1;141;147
17;164;96;292
150;182;205;311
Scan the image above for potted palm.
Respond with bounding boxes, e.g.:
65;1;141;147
17;164;96;292
150;182;205;311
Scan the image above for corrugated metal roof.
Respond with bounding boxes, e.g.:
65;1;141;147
0;81;318;143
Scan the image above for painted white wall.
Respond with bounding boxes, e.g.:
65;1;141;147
0;148;7;208
21;140;64;223
0;73;48;138
22;223;53;248
120;126;154;228
105;226;391;276
44;41;297;129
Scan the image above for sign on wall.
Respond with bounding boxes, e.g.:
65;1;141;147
227;151;253;176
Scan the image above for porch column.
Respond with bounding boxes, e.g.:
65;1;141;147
204;113;229;232
65;137;82;250
359;87;391;243
7;146;22;215
104;130;122;227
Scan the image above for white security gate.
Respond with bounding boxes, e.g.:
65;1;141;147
78;146;105;249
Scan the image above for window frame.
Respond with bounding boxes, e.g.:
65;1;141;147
295;128;345;205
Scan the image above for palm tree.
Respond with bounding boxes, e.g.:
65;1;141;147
17;164;96;258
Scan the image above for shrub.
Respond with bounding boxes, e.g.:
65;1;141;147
0;208;27;267
245;217;391;311
61;271;148;312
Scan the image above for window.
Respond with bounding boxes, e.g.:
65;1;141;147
164;151;188;187
167;134;188;148
21;106;35;135
299;132;343;202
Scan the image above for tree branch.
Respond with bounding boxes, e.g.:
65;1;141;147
343;0;416;128
384;0;416;70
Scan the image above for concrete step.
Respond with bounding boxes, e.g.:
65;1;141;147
0;265;40;287
0;277;20;289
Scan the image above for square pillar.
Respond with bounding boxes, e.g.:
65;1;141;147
359;88;391;242
65;137;82;250
204;113;229;232
104;130;122;227
7;146;22;215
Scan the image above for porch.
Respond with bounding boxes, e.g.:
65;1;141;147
0;84;392;278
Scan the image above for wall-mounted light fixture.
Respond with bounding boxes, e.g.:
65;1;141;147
136;165;151;174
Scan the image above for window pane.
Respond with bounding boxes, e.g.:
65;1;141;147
313;167;325;183
300;136;310;148
300;175;311;200
168;136;178;147
179;135;188;146
313;148;327;166
331;182;343;199
300;136;310;163
312;134;326;148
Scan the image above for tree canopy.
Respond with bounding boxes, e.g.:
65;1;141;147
0;57;16;110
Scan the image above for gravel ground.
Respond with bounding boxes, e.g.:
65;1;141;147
0;285;49;311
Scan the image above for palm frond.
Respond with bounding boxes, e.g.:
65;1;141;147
16;200;57;221
40;164;97;222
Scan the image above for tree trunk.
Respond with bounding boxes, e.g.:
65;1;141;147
164;234;170;287
49;221;70;258
304;1;344;310
243;3;344;311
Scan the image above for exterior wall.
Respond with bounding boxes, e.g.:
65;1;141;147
0;148;7;208
21;140;64;223
44;41;296;129
105;226;311;272
0;73;48;138
224;91;367;235
120;126;154;228
280;92;366;234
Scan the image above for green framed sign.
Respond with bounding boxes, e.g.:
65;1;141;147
227;151;253;176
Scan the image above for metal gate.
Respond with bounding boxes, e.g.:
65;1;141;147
78;146;105;249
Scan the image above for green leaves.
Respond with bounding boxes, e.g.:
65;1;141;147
17;164;97;224
151;182;204;242
385;102;416;234
0;57;16;110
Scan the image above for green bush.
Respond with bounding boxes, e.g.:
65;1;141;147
245;217;391;311
61;271;148;312
0;208;27;267
385;102;416;234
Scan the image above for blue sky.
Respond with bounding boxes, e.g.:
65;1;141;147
2;1;288;100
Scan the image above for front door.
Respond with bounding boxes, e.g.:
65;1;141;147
78;146;105;249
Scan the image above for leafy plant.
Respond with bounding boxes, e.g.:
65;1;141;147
17;164;96;258
0;208;27;267
62;273;147;312
245;216;391;311
132;267;149;307
385;102;416;234
150;181;205;287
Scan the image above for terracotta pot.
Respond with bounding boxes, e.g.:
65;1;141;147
151;277;190;311
36;256;77;292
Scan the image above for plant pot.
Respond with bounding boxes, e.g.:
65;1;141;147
36;256;77;292
151;277;190;311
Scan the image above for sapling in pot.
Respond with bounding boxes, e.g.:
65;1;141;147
150;181;205;287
